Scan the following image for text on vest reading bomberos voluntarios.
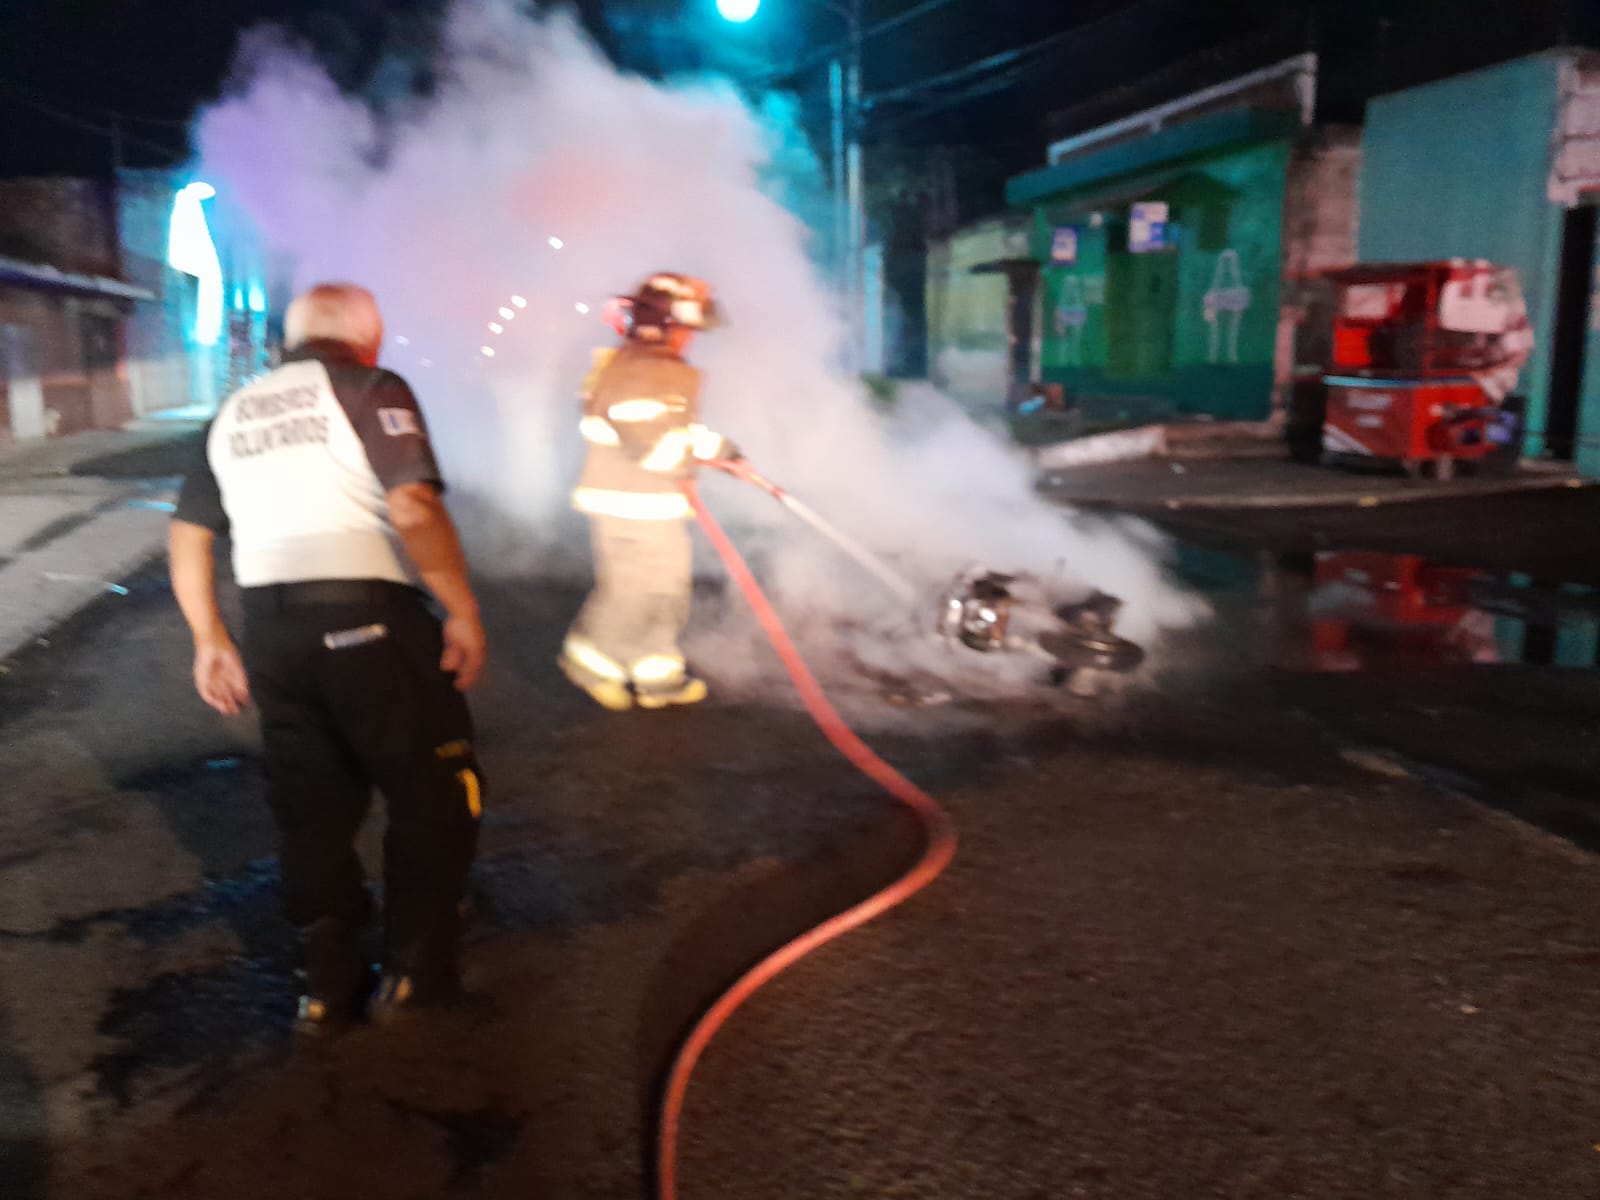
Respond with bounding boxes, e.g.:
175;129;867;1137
229;384;332;458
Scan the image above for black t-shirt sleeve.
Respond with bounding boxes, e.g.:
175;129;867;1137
172;423;229;533
339;368;445;493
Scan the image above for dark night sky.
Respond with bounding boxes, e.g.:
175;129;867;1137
1;1;1596;198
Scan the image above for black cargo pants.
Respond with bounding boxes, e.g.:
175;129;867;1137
241;580;483;996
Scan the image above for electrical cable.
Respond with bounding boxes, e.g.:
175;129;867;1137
654;477;958;1200
0;81;186;159
864;24;1080;109
754;0;971;87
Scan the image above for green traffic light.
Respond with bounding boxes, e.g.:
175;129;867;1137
717;0;760;22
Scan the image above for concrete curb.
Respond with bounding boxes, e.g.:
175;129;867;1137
0;424;202;483
1049;472;1595;513
0;489;174;665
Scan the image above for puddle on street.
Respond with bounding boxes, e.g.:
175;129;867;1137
1175;545;1600;672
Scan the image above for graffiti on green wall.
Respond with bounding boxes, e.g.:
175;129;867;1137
1054;275;1089;364
1203;249;1253;364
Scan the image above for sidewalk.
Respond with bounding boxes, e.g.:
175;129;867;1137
0;424;203;665
1040;455;1593;512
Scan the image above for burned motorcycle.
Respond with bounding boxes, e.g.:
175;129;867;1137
937;567;1145;688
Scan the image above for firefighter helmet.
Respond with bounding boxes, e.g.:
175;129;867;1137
604;273;721;338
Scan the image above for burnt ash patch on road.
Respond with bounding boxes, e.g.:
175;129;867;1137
385;1100;527;1192
92;960;298;1109
79;858;296;1108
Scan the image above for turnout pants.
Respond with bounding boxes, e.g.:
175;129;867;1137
242;581;482;998
563;514;693;696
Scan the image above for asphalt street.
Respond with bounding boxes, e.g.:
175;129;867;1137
2;518;1599;1198
2;431;1599;1198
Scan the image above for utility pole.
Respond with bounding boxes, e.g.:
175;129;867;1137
718;0;867;370
845;0;865;376
830;58;848;343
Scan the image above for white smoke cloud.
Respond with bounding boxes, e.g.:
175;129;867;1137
196;1;1204;699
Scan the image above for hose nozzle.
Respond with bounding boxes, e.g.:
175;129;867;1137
705;457;781;499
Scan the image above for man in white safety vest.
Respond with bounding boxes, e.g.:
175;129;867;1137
560;273;738;711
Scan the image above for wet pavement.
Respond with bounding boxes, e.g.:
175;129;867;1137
1174;543;1600;673
1159;539;1600;847
1148;484;1600;590
2;491;1599;1197
1038;455;1590;512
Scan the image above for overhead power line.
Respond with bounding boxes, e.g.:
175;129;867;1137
756;0;970;86
860;0;1181;138
0;82;188;162
859;0;968;47
768;0;1182;141
1;79;192;132
865;23;1079;108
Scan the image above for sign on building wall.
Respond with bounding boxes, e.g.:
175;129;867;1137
1550;61;1600;207
1129;202;1171;253
1050;226;1079;264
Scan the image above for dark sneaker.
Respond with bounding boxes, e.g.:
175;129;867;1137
368;971;463;1026
293;916;370;1038
293;991;357;1039
293;968;376;1039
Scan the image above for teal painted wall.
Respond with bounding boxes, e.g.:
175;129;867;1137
1028;139;1290;424
1358;53;1566;454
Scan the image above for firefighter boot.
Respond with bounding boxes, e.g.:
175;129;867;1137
557;652;634;712
635;675;708;710
294;916;370;1038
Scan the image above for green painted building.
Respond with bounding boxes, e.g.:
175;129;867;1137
1009;112;1296;424
1358;49;1600;472
970;56;1360;428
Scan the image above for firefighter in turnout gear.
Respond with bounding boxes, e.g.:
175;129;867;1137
561;273;736;711
169;283;488;1036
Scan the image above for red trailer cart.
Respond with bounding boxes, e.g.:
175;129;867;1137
1318;261;1532;477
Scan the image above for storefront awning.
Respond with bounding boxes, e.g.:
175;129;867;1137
1006;108;1301;208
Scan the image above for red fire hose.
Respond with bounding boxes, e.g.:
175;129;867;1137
654;476;958;1200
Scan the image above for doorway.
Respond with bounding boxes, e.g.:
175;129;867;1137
1545;201;1597;460
1006;263;1041;385
0;323;47;441
1106;246;1178;379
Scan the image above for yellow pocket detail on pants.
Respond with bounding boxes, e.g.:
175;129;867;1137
457;768;482;819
